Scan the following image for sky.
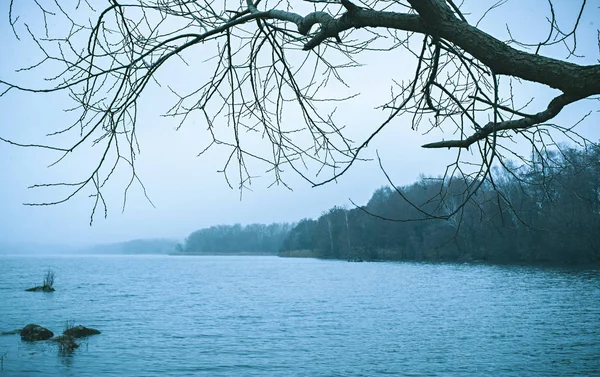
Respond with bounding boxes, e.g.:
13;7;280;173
0;0;598;247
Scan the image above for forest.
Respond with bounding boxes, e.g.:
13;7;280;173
280;145;600;265
176;145;599;265
180;223;292;255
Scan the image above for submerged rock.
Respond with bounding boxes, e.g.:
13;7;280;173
51;335;79;352
0;329;21;336
63;325;101;338
20;324;54;341
25;285;55;292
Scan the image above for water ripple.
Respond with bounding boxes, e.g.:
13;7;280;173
0;256;598;376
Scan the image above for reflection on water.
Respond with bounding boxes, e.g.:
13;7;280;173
0;255;599;376
58;352;74;368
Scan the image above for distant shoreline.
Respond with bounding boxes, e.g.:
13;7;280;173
169;252;278;256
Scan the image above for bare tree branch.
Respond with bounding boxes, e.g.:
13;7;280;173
1;0;598;222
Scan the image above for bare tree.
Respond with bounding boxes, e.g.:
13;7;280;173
1;0;598;221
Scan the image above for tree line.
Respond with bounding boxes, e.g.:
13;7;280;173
280;145;600;265
177;145;598;265
180;223;292;255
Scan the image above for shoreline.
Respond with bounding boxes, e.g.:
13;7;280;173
169;252;278;256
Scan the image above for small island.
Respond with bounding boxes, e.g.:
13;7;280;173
25;269;56;292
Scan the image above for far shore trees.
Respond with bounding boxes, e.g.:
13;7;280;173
182;223;292;255
280;145;600;265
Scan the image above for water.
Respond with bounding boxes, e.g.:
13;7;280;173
0;255;598;376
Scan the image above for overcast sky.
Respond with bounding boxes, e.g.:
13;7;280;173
1;0;598;247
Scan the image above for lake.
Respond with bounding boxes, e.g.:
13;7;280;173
0;255;598;376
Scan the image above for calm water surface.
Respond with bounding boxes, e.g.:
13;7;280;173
0;255;598;376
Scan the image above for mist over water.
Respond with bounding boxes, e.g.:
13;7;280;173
0;255;598;376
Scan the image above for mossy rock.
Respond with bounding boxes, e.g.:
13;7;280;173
63;325;101;338
25;285;55;292
20;324;54;341
51;335;79;352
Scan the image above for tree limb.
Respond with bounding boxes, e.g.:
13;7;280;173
421;93;578;149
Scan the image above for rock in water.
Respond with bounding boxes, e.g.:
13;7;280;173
25;285;55;292
63;325;101;338
20;324;54;341
51;335;79;352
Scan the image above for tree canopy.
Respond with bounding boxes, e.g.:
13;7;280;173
1;0;599;219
